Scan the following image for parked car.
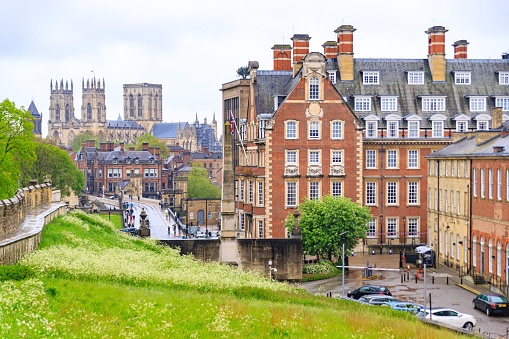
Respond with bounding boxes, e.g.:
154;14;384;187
119;227;138;236
417;308;476;331
472;292;509;316
347;285;392;299
383;301;422;314
358;295;398;305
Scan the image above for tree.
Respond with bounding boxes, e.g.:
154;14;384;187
236;66;249;79
134;134;170;159
290;195;372;260
187;163;221;199
72;132;101;152
27;140;84;197
0;99;36;199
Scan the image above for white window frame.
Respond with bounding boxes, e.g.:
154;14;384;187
456;120;468;132
480;168;485;198
381;97;398;111
408;218;418;237
387;182;398;205
422;97;446;111
497;169;502;200
432;120;444;137
476;120;489;131
387;218;397;238
309;150;320;164
499;72;509;85
258;181;263;206
328;71;337;85
366;150;376;168
408;121;420;138
286;181;297;207
366;182;376;205
286;150;297;164
331;150;343;164
457;191;461;216
309;77;319;100
366;218;376;237
387;121;399;138
473;168;478;196
455;72;471;85
469;97;486;112
309;121;320;139
258;220;263;238
408;182;418;205
239;180;245;202
387;150;397;169
363;71;379;85
309;181;320;200
331;121;343;140
285;121;297;139
408;71;424;85
355;96;371;111
408;150;418;169
248;180;253;203
495;97;509;111
331;181;342;197
366;121;377;138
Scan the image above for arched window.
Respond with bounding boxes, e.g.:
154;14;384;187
65;104;70;121
129;95;135;117
309;77;319;100
97;103;102;121
138;94;143;117
55;104;60;121
87;103;92;120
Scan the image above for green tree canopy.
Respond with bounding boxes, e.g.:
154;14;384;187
134;134;170;159
236;66;249;79
27;140;85;197
292;195;372;260
0;99;36;199
72;133;101;152
187;162;221;199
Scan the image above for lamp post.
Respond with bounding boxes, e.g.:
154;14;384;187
339;231;349;298
268;259;277;280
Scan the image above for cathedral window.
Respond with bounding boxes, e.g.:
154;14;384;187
138;95;143;117
97;103;102;121
129;95;135;117
65;104;71;121
87;103;92;120
55;104;60;121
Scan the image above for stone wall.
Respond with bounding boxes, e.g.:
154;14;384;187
0;182;52;237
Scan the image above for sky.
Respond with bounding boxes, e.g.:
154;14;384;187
1;0;508;137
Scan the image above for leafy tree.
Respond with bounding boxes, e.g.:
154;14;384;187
0;99;36;199
27;140;85;197
72;133;101;152
187;163;221;199
134;134;170;159
290;195;372;261
236;66;249;79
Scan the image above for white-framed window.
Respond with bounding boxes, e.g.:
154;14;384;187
408;150;418;168
439;189;442;211
457;191;461;215
489;239;493;273
331;121;343;139
309;77;319;100
497;169;502;200
239;180;245;202
239;213;245;231
258;220;263;238
258;181;263;206
286;121;297;139
363;71;379;85
331;181;342;197
473;168;478;196
328;71;337;85
489;169;493;199
455;72;471;85
366;150;376;168
495;97;509;111
366;121;377;137
355;97;371;111
450;190;454;214
432;120;444;137
408;218;418;237
387;121;399;138
381;97;397;111
408;121;420;138
331;150;343;164
286;181;297;206
387;182;397;204
456;121;468;132
408;182;418;204
408;71;424;85
464;236;468;264
499;72;509;85
497;241;502;277
469;97;486;111
445;189;449;212
248;180;253;203
387;150;397;168
477;120;489;131
309;150;320;164
507;169;509;201
387;218;397;238
480;168;485;198
473;236;477;267
422;97;446;111
366;218;376;237
309;121;320;139
286;150;297;164
366;182;376;205
309;181;320;200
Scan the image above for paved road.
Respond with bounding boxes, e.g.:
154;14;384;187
299;253;508;337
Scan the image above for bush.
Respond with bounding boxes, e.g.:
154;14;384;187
302;260;339;275
0;265;34;281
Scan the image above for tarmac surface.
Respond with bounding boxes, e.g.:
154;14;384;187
299;253;509;338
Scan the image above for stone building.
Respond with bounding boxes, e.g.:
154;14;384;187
27;101;42;138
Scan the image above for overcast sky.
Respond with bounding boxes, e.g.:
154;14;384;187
1;0;508;137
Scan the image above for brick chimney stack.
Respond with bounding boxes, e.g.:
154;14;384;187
272;44;292;71
142;142;149;151
335;25;356;81
291;34;311;77
120;142;125;156
322;41;338;59
453;40;469;59
492;107;503;129
426;26;448;82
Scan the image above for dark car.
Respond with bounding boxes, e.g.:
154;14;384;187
347;285;392;299
472;292;509;316
120;227;138;236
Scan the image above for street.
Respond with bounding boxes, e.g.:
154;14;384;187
299;253;509;338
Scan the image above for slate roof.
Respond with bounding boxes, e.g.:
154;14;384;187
191;152;222;160
28;101;41;117
151;122;186;139
254;70;293;115
107;119;143;129
427;131;509;158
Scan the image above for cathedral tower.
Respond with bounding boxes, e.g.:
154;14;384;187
81;77;107;124
123;83;163;132
49;79;74;124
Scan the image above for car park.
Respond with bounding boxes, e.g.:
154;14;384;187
347;285;392;299
383;301;422;314
472;292;509;316
417;308;476;331
358;295;398;305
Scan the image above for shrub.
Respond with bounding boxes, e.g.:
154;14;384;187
0;265;34;281
302;260;339;275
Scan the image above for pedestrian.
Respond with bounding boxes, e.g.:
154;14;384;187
132;215;135;222
173;224;176;235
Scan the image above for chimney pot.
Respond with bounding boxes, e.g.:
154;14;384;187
452;40;469;59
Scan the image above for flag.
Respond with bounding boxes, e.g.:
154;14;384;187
229;111;235;135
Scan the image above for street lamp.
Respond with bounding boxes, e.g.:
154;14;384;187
268;259;277;280
339;231;349;298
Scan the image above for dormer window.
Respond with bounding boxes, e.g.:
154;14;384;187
113;157;118;164
408;71;424;85
309;77;319;100
405;115;422;138
135;158;139;165
363;71;379;85
150;158;155;164
475;114;491;131
429;114;447;138
456;121;468;132
328;71;337;85
385;114;401;138
469;97;486;111
499;72;509;85
354;96;371;111
454;72;471;85
126;157;131;164
380;96;398;112
363;114;380;138
421;97;446;111
495;96;509;111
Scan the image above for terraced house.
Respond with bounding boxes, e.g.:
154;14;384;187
222;25;509;255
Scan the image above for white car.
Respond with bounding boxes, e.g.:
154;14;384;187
417;308;476;331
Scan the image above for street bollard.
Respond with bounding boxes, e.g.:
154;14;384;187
401;275;403;283
432;276;435;284
447;277;449;285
